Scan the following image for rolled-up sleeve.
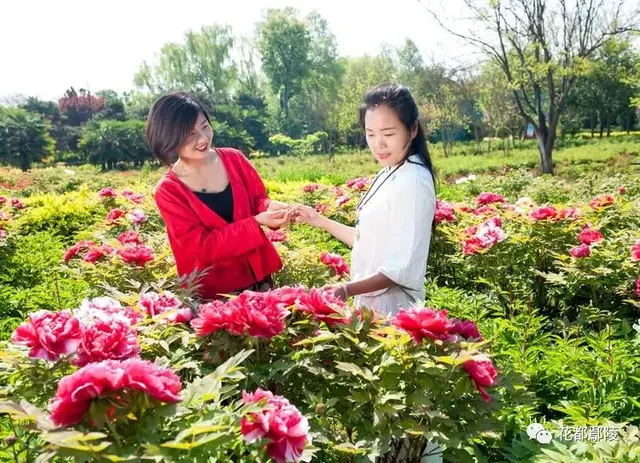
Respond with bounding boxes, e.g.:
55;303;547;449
376;173;436;291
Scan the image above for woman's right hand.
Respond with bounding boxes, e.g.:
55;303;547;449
289;204;322;227
255;210;290;229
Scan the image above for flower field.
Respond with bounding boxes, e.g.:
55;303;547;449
1;144;639;462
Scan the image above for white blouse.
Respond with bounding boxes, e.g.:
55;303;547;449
350;154;436;316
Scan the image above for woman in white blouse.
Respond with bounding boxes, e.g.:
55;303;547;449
290;83;437;316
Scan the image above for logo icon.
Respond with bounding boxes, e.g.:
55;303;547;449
527;423;553;444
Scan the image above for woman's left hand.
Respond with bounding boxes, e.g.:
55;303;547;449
321;283;349;301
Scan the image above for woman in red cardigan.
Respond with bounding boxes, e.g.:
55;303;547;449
146;92;290;301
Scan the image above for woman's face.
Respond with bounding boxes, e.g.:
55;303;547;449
177;112;213;162
364;104;416;167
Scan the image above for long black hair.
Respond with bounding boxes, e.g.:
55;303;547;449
358;83;437;186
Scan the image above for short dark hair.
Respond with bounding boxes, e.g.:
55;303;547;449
145;92;211;165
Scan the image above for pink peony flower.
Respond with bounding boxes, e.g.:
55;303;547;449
449;319;483;340
127;209;148;226
473;205;497;216
11;310;82;362
391;307;456;344
320;251;350;278
49;359;182;427
266;229;287;242
335;196;351;208
302;183;320;193
122;190;145;204
557;208;579;220
632;240;640;262
589;195;615;209
191;291;289;339
117;231;142;245
241;388;310;463
294;288;350;326
315;203;329;215
476;192;505;206
74;319;140;366
98;187;117;199
346;177;369;191
463;356;498;402
530;206;558;221
578;227;604;245
138;291;192;323
570;244;591;258
462;216;506;255
435;200;456;224
619;185;626;195
11;198;24;209
0;196;7;205
117;244;154;267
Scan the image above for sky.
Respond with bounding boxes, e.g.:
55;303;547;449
0;0;474;102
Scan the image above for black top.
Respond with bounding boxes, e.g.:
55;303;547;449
194;183;234;223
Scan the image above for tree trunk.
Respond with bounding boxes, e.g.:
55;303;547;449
590;111;595;137
606;111;611;137
20;152;30;171
283;85;290;119
599;113;604;139
536;123;556;174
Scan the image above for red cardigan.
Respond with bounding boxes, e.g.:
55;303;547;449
153;148;283;300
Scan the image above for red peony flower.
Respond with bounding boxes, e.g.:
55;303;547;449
63;240;95;262
391;307;456;344
0;196;7;205
578;227;604;245
97;187;117;199
11;310;82;362
435;200;456;224
191;300;237;337
320;251;350;278
295;288;350;326
83;244;114;263
449;319;483;340
530;206;558;221
106;208;126;223
117;231;142;245
117;244;154;267
472;205;497;216
589;195;615;209
302;183;320;193
74;319;140;366
463;356;498;402
241;388;310;463
619;185;626;194
632;240;640;262
476;192;505;206
49;359;182;427
570;244;591;258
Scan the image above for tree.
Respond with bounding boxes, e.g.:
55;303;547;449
134;25;237;104
0;107;55;171
79;120;150;170
94;90;127;121
58;87;106;126
331;55;396;147
423;83;468;156
425;0;640;173
256;8;312;120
